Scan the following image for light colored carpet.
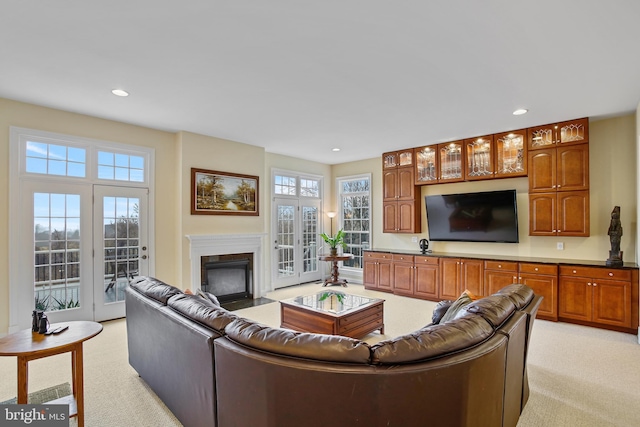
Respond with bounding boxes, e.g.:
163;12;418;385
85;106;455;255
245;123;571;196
0;282;638;426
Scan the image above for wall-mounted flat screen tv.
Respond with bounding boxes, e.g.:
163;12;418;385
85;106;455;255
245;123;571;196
425;189;519;243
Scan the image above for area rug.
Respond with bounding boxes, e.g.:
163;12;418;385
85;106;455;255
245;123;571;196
0;382;71;405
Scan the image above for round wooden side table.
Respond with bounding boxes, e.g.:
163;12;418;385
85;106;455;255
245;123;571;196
319;254;354;287
0;320;103;427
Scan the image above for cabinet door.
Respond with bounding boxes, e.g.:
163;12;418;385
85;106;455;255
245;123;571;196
383;170;398;200
415;146;439;184
439;258;460;300
438;141;464;183
382;201;397;233
557;144;589;191
397;149;414;167
393;262;414;296
592;279;631;328
528;124;556;150
520;274;558;321
363;255;378;289
397;200;420;233
495;130;527;178
559;277;592;322
378;260;393;291
529;193;556;236
528;148;556;192
397;167;415;200
415;264;439;299
557;191;589;236
484;270;519;296
461;259;484;296
383;151;399;169
557;118;589;146
464;135;494;181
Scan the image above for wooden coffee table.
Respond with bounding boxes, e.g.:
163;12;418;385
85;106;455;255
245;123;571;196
280;291;384;339
0;321;103;427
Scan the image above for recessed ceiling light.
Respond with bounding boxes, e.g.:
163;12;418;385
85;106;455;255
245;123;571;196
111;89;129;97
332;148;340;152
513;108;528;116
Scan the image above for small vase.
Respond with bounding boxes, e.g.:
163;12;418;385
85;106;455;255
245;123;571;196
329;247;338;256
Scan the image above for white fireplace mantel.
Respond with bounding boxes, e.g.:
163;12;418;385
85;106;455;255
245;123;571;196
186;233;267;298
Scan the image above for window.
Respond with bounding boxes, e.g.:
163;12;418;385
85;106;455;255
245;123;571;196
26;141;86;177
338;175;371;269
274;174;320;198
274;175;297;195
97;151;145;182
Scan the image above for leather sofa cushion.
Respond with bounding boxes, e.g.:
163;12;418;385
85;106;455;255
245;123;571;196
168;294;238;333
495;284;535;309
440;293;473;323
371;315;494;364
225;318;371;364
432;300;453;324
130;276;183;305
458;295;516;328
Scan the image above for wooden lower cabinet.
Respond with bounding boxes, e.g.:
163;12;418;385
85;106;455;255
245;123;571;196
414;256;439;300
439;258;483;300
559;266;632;330
364;251;638;333
484;261;557;321
363;252;393;292
392;254;414;296
519;263;558;321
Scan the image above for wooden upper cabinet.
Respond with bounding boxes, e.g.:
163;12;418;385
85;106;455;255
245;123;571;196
464;135;494;181
557;144;589;191
415;145;439;184
528;148;557;192
528;117;589;150
383;149;414;169
557;191;590;236
494;129;527;178
438;141;465;183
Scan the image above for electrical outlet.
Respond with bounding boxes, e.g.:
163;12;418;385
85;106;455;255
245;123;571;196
557;242;564;250
411;236;418;243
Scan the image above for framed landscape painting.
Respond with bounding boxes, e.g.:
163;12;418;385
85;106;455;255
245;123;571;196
191;168;259;216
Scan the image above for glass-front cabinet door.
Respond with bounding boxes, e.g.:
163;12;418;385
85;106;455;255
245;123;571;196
495;130;527;178
528;118;589;150
464;135;494;181
438;141;464;183
415;146;439;184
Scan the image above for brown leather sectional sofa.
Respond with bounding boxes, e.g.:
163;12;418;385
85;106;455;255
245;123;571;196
125;277;541;427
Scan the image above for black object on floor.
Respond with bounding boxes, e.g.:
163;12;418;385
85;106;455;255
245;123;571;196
221;297;275;311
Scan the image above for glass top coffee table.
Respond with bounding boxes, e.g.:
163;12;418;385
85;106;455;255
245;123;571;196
280;291;384;339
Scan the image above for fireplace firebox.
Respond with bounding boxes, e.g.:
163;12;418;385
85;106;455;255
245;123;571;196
202;257;252;303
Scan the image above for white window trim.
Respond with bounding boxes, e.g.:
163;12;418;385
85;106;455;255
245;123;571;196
8;126;156;333
271;168;323;200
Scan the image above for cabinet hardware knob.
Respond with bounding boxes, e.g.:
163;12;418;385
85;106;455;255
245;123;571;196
573;270;577;274
498;264;502;268
593;283;597;286
608;272;613;276
588;282;591;286
535;267;539;271
513;276;517;280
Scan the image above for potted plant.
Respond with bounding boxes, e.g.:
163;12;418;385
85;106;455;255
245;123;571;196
321;229;347;256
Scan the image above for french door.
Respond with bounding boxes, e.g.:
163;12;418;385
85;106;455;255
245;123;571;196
272;198;322;288
93;186;149;321
19;182;149;327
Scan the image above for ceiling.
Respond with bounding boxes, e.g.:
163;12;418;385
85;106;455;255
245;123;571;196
2;1;640;165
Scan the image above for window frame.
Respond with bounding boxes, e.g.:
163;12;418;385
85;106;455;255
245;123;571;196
336;173;371;271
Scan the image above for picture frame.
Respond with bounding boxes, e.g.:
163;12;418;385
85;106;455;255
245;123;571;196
191;168;259;216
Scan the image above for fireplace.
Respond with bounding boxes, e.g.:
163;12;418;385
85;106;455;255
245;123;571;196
186;233;266;299
201;254;252;303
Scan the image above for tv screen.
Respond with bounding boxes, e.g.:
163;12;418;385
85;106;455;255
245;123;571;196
425;190;519;243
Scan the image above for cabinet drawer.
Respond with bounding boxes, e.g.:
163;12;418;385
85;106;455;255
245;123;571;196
364;252;392;261
338;305;383;329
392;254;414;263
559;266;631;281
520;263;557;275
484;261;518;272
415;256;439;265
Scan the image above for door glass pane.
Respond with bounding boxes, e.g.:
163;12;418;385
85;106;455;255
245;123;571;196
302;206;318;273
34;193;81;312
103;196;140;303
276;205;295;278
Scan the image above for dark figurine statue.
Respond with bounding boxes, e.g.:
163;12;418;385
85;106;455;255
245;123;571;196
606;206;623;267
